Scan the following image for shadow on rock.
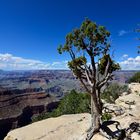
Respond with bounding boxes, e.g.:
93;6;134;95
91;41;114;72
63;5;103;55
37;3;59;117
100;121;140;140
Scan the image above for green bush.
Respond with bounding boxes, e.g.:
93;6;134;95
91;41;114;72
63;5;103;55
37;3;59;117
57;90;90;115
101;83;129;103
101;113;112;121
32;90;90;122
128;72;140;83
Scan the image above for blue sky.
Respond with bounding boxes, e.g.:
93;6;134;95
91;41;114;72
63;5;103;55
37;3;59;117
0;0;140;70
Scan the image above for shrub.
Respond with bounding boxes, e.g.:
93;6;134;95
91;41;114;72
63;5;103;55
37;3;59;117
101;113;112;121
55;90;90;115
32;90;90;122
101;83;129;103
128;72;140;83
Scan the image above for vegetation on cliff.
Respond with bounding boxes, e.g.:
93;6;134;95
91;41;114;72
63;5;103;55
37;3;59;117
32;90;90;122
128;71;140;83
101;83;129;103
32;83;128;122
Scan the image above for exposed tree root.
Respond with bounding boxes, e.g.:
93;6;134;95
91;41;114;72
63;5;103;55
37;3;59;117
86;126;99;140
86;121;140;140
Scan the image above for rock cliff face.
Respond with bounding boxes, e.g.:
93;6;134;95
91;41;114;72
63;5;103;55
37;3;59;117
0;70;137;97
4;83;140;140
0;70;82;97
0;92;58;140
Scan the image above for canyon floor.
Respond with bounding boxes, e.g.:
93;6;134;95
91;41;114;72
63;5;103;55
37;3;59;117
4;83;140;140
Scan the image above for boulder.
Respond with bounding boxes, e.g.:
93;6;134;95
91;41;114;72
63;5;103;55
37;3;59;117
115;89;140;118
128;83;140;94
103;103;125;116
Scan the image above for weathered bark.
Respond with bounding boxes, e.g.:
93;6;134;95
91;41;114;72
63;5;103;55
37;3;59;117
86;93;102;140
91;93;102;129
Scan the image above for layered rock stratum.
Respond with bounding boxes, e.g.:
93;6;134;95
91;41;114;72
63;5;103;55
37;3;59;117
0;92;58;140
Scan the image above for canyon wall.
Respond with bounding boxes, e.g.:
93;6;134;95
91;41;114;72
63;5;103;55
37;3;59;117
0;92;58;139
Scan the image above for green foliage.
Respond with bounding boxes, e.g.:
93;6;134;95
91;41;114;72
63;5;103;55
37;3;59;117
32;90;90;122
68;56;87;77
99;54;120;75
128;72;140;83
101;113;112;121
101;83;129;103
57;90;90;114
32;113;48;122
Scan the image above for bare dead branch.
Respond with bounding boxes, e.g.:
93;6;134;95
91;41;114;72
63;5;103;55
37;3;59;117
98;73;113;88
79;78;91;94
85;66;93;86
104;57;111;77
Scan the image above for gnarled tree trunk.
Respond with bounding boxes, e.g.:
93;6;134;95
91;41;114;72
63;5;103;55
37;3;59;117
91;94;101;129
86;91;102;140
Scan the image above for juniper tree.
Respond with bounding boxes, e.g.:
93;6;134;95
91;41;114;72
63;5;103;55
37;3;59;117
58;18;120;139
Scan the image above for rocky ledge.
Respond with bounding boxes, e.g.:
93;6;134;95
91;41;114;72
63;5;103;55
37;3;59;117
4;83;140;140
4;113;140;140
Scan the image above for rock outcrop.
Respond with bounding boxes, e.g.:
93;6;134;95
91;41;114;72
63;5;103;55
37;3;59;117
115;83;140;118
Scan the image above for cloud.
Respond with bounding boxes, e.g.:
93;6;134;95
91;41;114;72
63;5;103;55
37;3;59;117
122;54;128;58
119;56;140;70
118;30;128;36
1;53;139;71
120;54;129;60
51;61;68;69
0;53;68;70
